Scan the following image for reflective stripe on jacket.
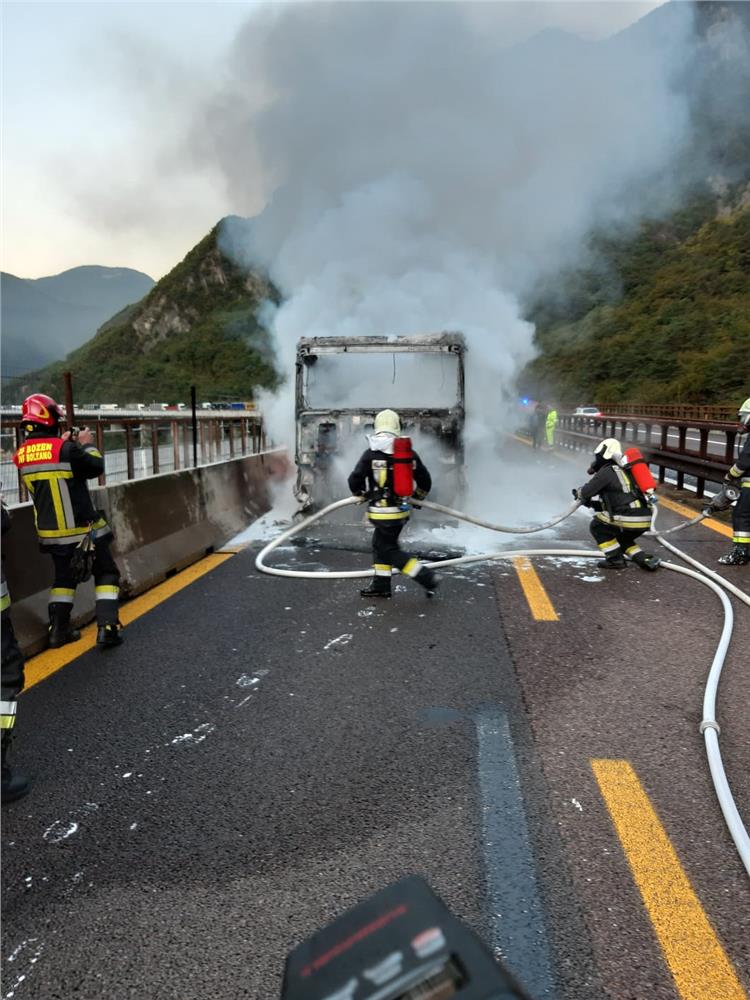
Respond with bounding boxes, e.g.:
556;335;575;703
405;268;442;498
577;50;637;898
348;446;432;523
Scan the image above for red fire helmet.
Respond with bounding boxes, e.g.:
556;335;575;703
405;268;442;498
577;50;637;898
21;393;63;427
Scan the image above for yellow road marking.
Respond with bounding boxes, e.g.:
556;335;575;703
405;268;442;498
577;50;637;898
23;553;234;692
592;759;747;1000
657;496;733;539
512;556;559;621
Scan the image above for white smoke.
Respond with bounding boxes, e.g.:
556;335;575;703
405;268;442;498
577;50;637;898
213;0;696;471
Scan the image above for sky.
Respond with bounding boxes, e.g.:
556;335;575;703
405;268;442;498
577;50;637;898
1;0;662;282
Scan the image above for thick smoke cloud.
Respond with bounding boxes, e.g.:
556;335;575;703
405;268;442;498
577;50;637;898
212;1;697;463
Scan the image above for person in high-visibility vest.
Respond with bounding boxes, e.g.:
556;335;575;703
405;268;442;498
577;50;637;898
717;397;750;566
12;394;124;648
1;503;29;803
545;406;558;449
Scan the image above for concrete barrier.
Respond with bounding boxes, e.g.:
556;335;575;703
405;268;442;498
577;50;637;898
3;448;290;656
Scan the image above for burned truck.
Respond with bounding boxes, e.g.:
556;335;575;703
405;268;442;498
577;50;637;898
294;333;466;509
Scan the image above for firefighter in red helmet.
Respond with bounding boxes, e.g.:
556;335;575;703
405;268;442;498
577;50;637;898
12;394;124;647
348;409;437;599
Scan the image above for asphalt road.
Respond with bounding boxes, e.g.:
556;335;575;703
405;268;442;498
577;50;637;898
2;441;749;1000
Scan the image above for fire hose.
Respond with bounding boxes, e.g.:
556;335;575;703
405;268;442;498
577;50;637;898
255;494;750;875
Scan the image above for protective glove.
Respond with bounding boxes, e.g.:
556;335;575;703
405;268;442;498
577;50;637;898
647;493;659;506
411;487;428;510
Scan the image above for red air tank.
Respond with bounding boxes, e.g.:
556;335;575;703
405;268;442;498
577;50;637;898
392;437;414;498
623;447;657;495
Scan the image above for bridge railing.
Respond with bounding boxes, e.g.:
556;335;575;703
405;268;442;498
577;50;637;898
0;411;265;505
555;413;739;498
580;402;738;422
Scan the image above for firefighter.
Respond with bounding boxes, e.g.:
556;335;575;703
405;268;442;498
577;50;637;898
12;394;124;647
348;409;438;599
717;397;750;566
574;437;660;571
2;503;29;803
531;402;548;450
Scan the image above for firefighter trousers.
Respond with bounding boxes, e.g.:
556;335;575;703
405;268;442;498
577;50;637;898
589;518;648;559
2;574;25;757
49;538;121;625
732;482;750;545
370;519;425;578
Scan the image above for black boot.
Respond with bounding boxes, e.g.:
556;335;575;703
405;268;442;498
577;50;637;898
97;622;124;647
48;603;81;648
597;555;627;569
360;577;392;599
1;741;30;804
631;551;661;572
718;544;750;566
414;567;439;596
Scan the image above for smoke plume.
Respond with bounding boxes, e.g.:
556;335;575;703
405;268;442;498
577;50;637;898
211;1;698;466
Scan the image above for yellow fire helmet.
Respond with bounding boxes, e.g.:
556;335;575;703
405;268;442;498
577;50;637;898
739;397;750;427
373;409;401;435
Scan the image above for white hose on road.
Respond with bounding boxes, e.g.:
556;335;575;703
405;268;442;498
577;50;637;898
256;495;750;876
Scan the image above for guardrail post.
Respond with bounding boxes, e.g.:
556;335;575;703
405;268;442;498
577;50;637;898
171;420;180;471
125;423;135;480
228;420;235;458
151;423;160;474
96;423;106;485
240;418;247;456
15;426;28;501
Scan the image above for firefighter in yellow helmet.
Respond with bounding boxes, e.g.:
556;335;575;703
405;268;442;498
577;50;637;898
348;409;437;599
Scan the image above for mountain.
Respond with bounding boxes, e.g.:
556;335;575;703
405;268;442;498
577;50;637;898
1;266;154;377
520;0;750;407
522;185;750;405
17;223;281;404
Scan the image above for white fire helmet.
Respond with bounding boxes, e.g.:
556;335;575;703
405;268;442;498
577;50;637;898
593;438;622;461
374;409;401;435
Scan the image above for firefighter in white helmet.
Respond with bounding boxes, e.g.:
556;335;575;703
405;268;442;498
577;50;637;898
574;438;660;571
348;409;437;599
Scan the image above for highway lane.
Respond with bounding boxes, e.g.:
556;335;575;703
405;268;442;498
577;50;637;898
2;453;749;999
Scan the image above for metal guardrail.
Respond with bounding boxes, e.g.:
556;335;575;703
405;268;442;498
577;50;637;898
555;413;739;498
0;411;265;505
567;403;739;422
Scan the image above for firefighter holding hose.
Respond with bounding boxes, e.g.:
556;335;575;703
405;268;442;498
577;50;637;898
348;409;438;599
574;437;661;571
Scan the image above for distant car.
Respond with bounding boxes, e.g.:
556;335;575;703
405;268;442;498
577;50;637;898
99;403;119;411
574;406;603;418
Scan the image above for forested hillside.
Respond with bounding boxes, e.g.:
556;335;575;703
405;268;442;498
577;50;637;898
522;187;750;405
15;224;281;404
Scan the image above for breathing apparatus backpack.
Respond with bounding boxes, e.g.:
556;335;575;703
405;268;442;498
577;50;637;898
618;447;657;503
391;436;415;498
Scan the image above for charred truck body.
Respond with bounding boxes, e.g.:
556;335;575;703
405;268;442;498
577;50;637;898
294;334;466;509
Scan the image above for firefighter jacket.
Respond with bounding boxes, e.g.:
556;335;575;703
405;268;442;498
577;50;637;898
348;445;432;523
13;432;111;547
727;434;750;488
578;462;652;531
